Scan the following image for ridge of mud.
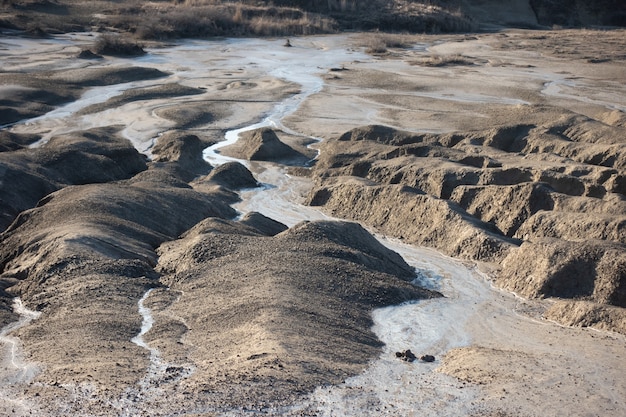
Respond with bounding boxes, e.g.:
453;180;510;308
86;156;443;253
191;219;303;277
0;152;235;410
75;83;205;116
0;127;147;233
0;67;168;126
307;120;626;332
221;127;310;164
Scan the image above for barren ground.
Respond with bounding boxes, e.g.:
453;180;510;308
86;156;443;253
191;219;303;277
0;29;625;416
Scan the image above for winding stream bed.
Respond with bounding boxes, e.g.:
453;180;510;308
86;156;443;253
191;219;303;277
197;38;501;416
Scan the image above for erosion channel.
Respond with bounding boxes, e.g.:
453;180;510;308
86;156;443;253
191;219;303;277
1;31;625;416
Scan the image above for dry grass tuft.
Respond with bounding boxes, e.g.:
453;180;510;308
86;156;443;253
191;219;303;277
109;3;337;39
0;0;476;39
92;33;145;56
363;33;417;54
411;54;474;67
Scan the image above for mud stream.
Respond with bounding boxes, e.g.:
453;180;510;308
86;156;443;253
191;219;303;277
200;39;512;416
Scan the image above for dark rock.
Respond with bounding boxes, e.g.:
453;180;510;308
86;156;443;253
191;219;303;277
395;349;417;362
77;49;102;60
420;354;435;362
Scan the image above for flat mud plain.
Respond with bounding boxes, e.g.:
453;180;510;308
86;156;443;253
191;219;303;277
0;29;625;416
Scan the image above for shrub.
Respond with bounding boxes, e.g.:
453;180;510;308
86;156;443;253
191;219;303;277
92;33;146;56
363;33;416;54
412;54;474;67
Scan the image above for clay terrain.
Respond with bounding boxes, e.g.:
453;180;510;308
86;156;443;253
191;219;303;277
0;26;625;417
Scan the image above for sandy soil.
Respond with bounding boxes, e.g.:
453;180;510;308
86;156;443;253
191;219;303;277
0;29;625;416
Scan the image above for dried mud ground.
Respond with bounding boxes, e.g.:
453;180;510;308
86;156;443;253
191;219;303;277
0;29;625;416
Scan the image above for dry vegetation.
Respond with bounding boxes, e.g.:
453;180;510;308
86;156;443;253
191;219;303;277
1;0;624;40
362;32;417;54
0;0;477;40
411;53;475;66
92;33;145;56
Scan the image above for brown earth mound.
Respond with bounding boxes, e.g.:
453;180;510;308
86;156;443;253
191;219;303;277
222;127;308;163
308;177;517;262
545;300;626;334
154;103;218;129
239;211;289;236
498;238;626;306
76;83;205;116
151;132;212;181
204;161;259;190
0;131;41;152
152;219;438;411
0;162;239;407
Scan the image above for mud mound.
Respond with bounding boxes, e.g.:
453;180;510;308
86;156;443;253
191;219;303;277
239;212;288;236
279;220;417;279
0;180;237;286
0;127;147;232
10;259;155;394
0;78;77;125
0;167;238;400
337;124;418;145
76;83;204;116
0;163;58;234
601;110;626;127
204;161;259;190
545;300;626;334
515;211;626;243
154;103;217;129
153;219;438;409
224;127;307;163
126;167;192;188
152;132;212;180
0;131;40;152
499;238;626;307
450;183;554;237
32;128;148;184
47;67;168;87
